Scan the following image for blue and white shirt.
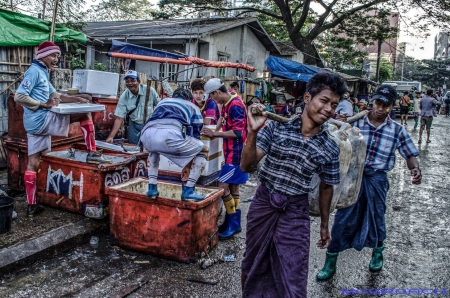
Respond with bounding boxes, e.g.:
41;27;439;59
146;97;203;139
335;99;354;116
353;114;419;172
115;84;160;124
16;60;55;134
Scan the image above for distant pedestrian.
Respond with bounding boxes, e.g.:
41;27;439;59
317;84;421;280
444;95;450;117
435;94;442;115
412;91;421;129
335;92;354;116
399;91;411;125
418;90;439;144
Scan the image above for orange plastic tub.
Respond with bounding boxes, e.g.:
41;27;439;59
36;144;148;218
105;178;223;262
3;138;81;191
91;97;118;131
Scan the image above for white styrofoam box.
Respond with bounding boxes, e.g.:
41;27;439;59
50;103;105;114
159;136;224;177
72;70;119;97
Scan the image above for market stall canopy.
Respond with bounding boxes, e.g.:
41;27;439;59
0;8;86;46
108;40;256;72
265;55;324;82
109;40;184;60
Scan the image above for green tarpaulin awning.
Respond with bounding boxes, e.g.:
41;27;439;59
0;8;86;46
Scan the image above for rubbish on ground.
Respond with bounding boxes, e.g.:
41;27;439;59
223;255;235;262
187;276;218;285
392;206;403;211
90;236;99;249
133;260;150;264
242;196;254;203
109;280;149;298
199;258;215;269
245;181;257;187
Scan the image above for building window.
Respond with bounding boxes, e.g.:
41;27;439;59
160;63;177;81
218;56;228;77
218;56;227;77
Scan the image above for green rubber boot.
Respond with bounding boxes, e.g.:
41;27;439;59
316;252;339;280
369;244;385;272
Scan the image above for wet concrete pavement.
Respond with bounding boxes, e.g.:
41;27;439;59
1;115;450;297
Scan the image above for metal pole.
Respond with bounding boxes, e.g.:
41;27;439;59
401;49;405;80
375;38;382;83
42;0;47;19
49;0;60;42
143;80;151;124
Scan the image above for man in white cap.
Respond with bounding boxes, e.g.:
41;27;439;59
14;41;110;217
106;70;160;144
201;78;248;239
140;88;209;201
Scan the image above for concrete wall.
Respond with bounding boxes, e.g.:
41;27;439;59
195;43;210;78
240;26;270;78
93;43;187;81
91;24;271;82
200;25;269;78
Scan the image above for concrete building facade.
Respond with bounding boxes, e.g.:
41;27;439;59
84;18;280;82
435;32;449;60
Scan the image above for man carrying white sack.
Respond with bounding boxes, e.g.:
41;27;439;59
139;88;209;201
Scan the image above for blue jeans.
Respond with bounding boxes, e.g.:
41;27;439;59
128;120;143;144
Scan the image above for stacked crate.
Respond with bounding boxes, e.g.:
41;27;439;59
4;93;84;191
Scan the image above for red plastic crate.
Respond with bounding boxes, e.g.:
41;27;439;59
35;144;148;218
105;178;223;262
3;138;79;191
7;93;84;141
91;97;118;131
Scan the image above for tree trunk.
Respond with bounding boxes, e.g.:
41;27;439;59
290;36;324;67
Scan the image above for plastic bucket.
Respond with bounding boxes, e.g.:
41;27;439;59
0;196;15;234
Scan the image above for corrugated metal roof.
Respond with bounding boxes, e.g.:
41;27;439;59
85;17;281;53
274;41;298;55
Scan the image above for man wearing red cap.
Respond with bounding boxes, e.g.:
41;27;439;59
15;41;110;217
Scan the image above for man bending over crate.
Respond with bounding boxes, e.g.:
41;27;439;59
14;41;110;217
139;88;209;201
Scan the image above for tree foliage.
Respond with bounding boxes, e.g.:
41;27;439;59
392;55;421;81
86;0;155;21
409;59;450;88
155;0;449;66
3;0;88;31
372;58;394;82
316;35;369;70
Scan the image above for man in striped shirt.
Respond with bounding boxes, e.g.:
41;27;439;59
139;88;209;201
240;72;346;297
317;84;422;280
